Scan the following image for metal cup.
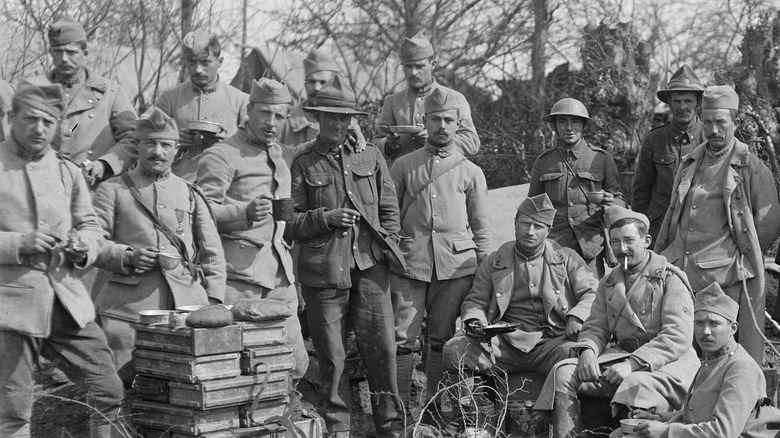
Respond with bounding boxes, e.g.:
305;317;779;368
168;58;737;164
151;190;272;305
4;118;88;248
157;252;181;271
272;198;295;222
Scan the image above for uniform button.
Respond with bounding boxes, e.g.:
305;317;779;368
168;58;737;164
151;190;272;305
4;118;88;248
530;283;535;287
352;245;356;249
158;204;164;209
87;151;93;155
39;220;45;225
160;246;166;250
201;116;207;120
568;202;574;207
738;210;744;215
88;113;94;118
432;230;436;234
641;310;646;315
157;185;163;189
347;191;352;195
339;267;344;271
435;160;440;163
689;228;694;232
344;171;348;175
689;406;693;411
342;231;348;236
692;205;697;209
743;228;748;233
562;305;568;310
432;194;437;199
685;251;691;255
747;246;752;252
496;293;502;297
368;171;372;175
239;244;245;249
87;99;94;104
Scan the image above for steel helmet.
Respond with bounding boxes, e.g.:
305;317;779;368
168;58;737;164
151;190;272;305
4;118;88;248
543;98;590;123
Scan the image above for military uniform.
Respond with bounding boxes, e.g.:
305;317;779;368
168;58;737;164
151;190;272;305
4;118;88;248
24;68;138;175
0;79;13;141
537;251;700;429
155;79;248;181
373;79;480;167
92;166;226;373
655;139;780;363
528;139;624;267
444;239;597;376
632;121;704;240
279;101;319;146
197;127;308;379
0;137;122;436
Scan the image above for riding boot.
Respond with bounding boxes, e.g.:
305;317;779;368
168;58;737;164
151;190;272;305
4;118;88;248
551;391;582;438
395;349;414;405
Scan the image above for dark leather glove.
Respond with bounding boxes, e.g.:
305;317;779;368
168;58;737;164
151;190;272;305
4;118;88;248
464;318;491;343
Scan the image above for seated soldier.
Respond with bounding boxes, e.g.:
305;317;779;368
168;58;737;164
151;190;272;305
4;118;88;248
622;282;780;438
443;193;597;383
535;206;700;438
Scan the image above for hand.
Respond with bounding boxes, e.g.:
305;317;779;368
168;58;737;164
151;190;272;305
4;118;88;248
600;191;615;206
635;419;667;437
19;230;59;255
179;129;195;150
347;118;367;153
576;348;602;382
565;317;583;341
208;297;221;305
411;129;428;147
62;246;88;264
84;160;106;186
385;133;401;154
602;359;633;385
246;197;272;222
324;208;361;228
464;319;491;343
631;409;661;421
124;246;159;273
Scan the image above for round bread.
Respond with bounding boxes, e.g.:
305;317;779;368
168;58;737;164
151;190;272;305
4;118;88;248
231;298;293;321
185;305;233;328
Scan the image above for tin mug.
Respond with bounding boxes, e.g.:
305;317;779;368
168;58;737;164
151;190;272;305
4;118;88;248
272;198;295;222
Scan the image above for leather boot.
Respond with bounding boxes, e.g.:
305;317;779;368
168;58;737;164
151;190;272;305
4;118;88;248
551;391;581;438
396;349;414;405
425;348;445;400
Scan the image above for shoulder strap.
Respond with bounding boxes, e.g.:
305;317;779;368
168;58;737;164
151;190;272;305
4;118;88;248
401;157;468;221
664;262;693;299
121;173;198;278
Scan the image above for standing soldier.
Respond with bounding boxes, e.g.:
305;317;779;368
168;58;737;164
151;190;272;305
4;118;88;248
528;98;624;277
389;87;492;411
196;78;309;380
154;29;248;182
655;85;780;364
92;108;226;385
24;16;137;186
373;32;480;168
632;65;705;241
288;75;406;438
0;82;124;437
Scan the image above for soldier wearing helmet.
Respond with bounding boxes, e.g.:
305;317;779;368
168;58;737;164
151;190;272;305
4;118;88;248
528;98;625;277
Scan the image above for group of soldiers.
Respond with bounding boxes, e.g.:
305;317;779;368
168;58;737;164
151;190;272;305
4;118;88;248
1;14;780;438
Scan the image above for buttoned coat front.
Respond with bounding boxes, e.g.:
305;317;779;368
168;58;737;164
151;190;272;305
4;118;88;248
287;138;404;288
528;141;624;259
155;79;248;182
91;168;226;322
460;240;597;351
390;146;491;281
373;79;480;166
197;129;300;290
279;102;319;147
655;139;780;362
25;68;138;175
0;143;104;337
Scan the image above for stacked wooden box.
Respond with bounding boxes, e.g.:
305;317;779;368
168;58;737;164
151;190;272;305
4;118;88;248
131;318;297;437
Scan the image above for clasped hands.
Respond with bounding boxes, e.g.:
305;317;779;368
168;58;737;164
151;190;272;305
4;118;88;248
577;348;638;385
19;229;89;264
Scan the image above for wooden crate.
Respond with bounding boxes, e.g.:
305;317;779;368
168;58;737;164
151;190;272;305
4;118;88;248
134;324;243;356
132;400;239;435
168;373;291;410
239;345;294;375
134;349;240;383
235;320;287;348
134;375;169;403
238;397;289;427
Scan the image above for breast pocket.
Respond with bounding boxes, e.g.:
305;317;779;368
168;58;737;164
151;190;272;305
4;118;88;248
304;173;335;208
351;164;378;204
576;169;604;192
540;171;565;201
653;153;677;196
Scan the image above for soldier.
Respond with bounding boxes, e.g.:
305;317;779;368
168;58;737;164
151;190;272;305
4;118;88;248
443;193;597;392
536;206;699;438
154;29;248;182
0;78;13;141
655;85;780;364
92;108;226;385
528;97;624;277
389;87;492;409
373;32;480;168
24;16;137;186
631;283;780;438
287;75;406;438
632;65;705;241
0;82;123;437
196;78;308;380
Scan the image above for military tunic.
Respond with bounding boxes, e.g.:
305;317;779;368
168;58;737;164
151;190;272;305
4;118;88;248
155;78;248;182
537;251;699;415
24;68;138;175
373;78;480;167
528;139;624;261
656;139;780;363
278;101;318;147
632;120;704;240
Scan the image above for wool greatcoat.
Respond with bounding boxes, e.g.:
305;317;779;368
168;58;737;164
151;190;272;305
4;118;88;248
0;142;104;337
279;101;319;147
631;120;704;241
373;79;480;167
528;139;624;261
92;167;226;322
24;68;138;175
655;139;780;363
154;78;248;182
537;251;700;415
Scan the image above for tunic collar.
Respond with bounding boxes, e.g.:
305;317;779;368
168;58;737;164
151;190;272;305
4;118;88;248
137;167;171;181
411;77;436;96
670;117;701;145
425;142;454;157
240;127;275;149
705;138;735;160
12;139;50;162
52;67;86;88
190;76;221;94
701;338;738;361
313;136;352;156
558;139;587;159
515;241;545;261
